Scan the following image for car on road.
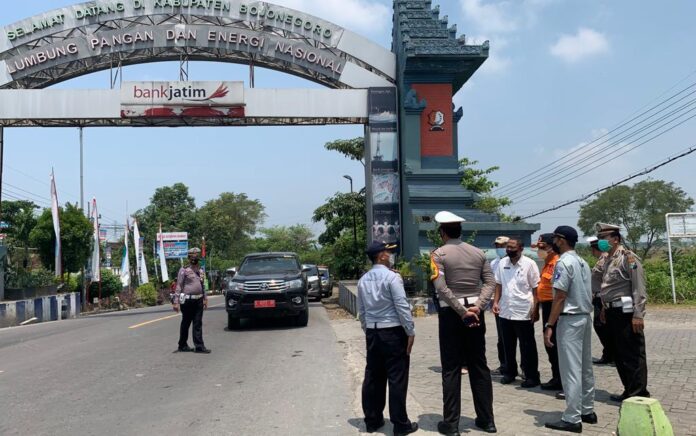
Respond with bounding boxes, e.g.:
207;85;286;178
318;266;333;298
302;264;322;301
226;253;310;329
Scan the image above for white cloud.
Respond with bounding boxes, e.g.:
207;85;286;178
460;0;518;34
275;0;391;36
550;28;610;63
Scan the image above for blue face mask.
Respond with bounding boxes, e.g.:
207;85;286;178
598;239;612;252
496;248;507;258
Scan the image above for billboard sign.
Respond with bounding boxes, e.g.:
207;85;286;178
667;213;696;238
156;232;189;259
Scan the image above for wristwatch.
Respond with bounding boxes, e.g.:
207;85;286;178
545;323;554;329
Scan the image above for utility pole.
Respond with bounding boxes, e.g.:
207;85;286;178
343;175;358;279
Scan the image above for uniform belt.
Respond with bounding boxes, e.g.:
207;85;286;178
603;298;628;309
181;294;204;300
559;312;590;316
367;322;401;329
439;296;478;308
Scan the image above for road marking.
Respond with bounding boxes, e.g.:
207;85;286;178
128;302;224;329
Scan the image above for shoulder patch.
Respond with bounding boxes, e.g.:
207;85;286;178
554;270;562;281
430;253;440;281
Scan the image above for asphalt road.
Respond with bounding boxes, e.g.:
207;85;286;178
0;295;357;435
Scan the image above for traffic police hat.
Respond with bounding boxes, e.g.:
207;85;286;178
188;247;202;255
494;236;510;245
586;236;599;248
595;222;621;236
553;226;579;243
365;241;398;256
434;211;466;224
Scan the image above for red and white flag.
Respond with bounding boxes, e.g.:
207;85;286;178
90;198;100;282
50;170;61;277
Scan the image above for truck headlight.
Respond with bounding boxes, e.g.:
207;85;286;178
287;279;303;289
229;281;244;291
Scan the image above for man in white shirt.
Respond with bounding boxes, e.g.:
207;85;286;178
493;237;541;388
490;236;509;375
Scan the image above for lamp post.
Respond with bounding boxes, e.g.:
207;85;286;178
343;175;358;279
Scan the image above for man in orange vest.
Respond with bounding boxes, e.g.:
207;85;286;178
534;233;562;392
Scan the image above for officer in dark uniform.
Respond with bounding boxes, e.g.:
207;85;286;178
173;247;210;353
595;223;649;401
587;236;614;365
430;211;497;435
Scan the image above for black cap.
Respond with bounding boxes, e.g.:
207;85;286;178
365;241;398;256
538;233;554;246
553;226;579;243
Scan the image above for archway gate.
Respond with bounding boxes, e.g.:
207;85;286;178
0;0;532;262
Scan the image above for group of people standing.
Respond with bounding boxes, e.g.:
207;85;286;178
357;211;649;435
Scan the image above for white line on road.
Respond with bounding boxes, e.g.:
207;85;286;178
128;301;224;329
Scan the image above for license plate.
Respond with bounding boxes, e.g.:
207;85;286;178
254;300;276;308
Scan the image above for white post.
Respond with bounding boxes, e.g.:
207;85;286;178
665;214;677;304
79;127;84;212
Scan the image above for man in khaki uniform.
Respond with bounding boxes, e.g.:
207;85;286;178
594;223;649;401
430;211;497;435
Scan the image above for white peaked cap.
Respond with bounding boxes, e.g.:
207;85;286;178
434;211;466;224
586;236;599;243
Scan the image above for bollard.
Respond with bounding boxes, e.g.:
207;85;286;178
617;397;674;436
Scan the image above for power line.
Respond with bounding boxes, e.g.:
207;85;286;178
521;145;696;220
502;94;696;199
511;110;696;204
495;77;696;195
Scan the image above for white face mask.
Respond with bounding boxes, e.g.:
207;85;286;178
388;253;396;267
537;249;548;260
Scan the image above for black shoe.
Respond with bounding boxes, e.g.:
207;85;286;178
177;345;193;352
555;391;566;400
581;412;598;424
610;393;628;402
593;357;613;365
394;422;418;436
541;379;563;390
474;418;497;433
500;375;516;384
437;421;460;436
365;419;385;433
521;379;540;388
545;419;582;433
194;347;211;354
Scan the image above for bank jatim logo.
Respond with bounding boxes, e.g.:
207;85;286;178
428;110;445;131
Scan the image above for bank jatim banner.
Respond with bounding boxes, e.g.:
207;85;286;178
411;84;453;157
120;81;245;118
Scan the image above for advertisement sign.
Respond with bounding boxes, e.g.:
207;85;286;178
366;87;400;248
667;213;696;238
156;232;189;259
121;81;245;118
411;84;453;157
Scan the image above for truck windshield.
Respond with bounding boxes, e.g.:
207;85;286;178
239;256;299;275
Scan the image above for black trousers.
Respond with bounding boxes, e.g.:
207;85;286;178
494;313;506;370
362;327;411;431
179;299;205;348
438;308;495;427
605;308;649;397
541;301;561;384
499;317;540;382
593;297;615;362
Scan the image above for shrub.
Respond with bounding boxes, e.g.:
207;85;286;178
136;283;157;306
7;267;55;288
87;269;123;299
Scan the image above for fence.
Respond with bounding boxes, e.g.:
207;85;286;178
0;292;80;328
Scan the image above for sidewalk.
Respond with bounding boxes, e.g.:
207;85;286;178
330;306;696;435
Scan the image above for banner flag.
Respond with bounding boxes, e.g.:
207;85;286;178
132;219;149;285
50;170;62;277
90;198;101;282
120;219;130;287
158;223;169;282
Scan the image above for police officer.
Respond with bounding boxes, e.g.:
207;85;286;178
430;211;496;435
594;223;649;401
587;236;615;365
358;241;418;436
173;248;210;353
544;226;596;433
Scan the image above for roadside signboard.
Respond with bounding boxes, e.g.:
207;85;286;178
156;232;189;259
665;212;696;304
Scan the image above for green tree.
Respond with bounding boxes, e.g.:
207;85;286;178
324;137;365;165
29;203;92;275
459;158;512;217
134;183;198;239
2;200;39;267
578;179;694;257
312;191;366;246
254;225;316;253
197;192;266;260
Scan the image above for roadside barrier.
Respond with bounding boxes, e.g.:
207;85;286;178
617;397;674;436
0;293;80;328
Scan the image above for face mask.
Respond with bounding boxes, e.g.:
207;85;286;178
190;257;199;265
537;249;548;259
506;250;519;259
551;242;560;254
496;248;506;258
388;253;396;267
598;239;612;252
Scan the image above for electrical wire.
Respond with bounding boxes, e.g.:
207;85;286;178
520;145;696;219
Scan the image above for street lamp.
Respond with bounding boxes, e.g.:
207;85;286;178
343;175;358;279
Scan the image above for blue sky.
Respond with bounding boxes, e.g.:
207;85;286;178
3;0;696;240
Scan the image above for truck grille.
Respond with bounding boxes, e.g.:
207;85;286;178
242;280;289;292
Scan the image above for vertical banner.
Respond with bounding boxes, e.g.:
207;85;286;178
120;219;130;287
90;198;101;283
49;170;62;277
132;219;149;285
158;223;169;282
411;84;454;157
366;87;401;249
